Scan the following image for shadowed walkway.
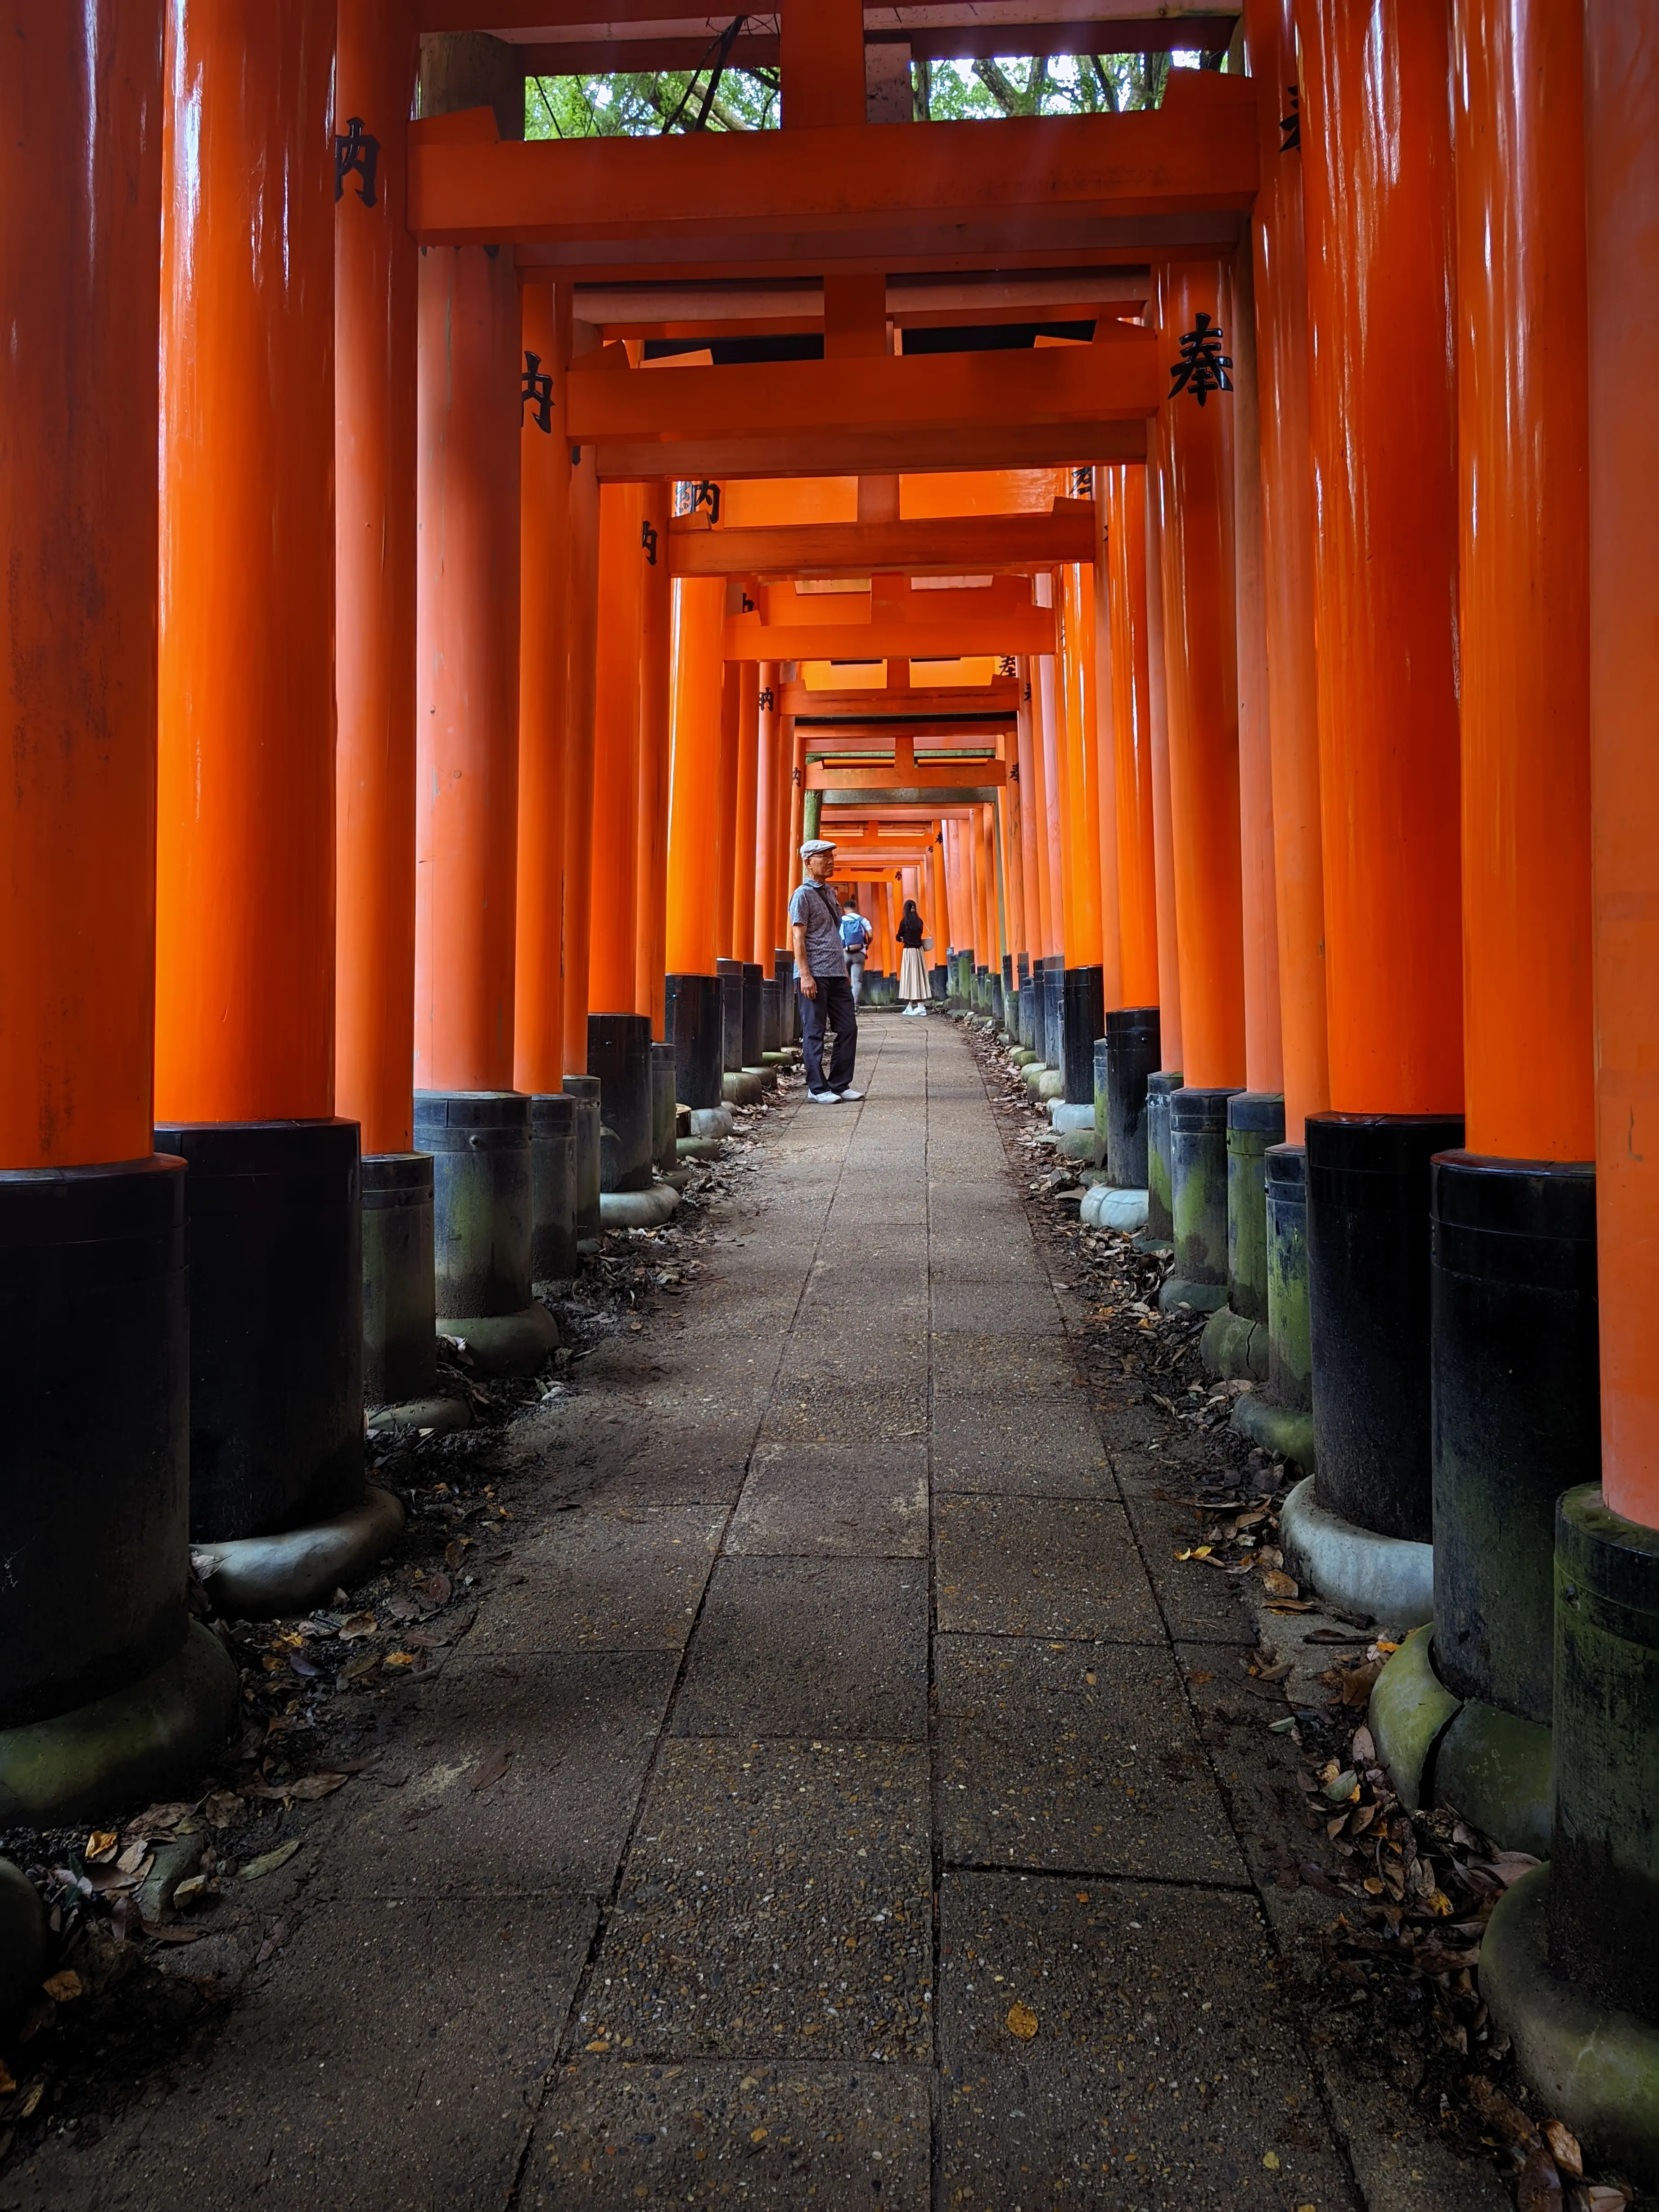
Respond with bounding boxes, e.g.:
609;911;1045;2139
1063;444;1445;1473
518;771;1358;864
11;1018;1373;2211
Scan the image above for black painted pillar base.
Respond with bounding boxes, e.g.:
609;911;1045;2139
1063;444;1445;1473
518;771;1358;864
1546;1487;1659;2026
1265;1143;1312;1409
741;962;764;1067
761;979;783;1054
1039;958;1064;1072
1141;1070;1185;1247
363;1151;449;1404
529;1096;579;1280
562;1075;602;1243
416;1092;556;1377
667;973;722;1111
932;963;948;1003
1432;1154;1598;1723
154;1119;365;1543
773;951;796;1044
589;1012;654;1194
650;1041;678;1173
0;1156;190;1725
1164;1088;1241;1309
1060;965;1104;1106
1103;1006;1160;1188
716;958;745;1073
1226;1092;1286;1323
1306;1110;1465;1543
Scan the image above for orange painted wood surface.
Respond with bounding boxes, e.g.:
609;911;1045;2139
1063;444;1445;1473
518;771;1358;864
1059;563;1105;969
561;449;601;1072
636;480;673;1037
588;483;647;1014
1453;0;1593;1162
1;0;163;1167
1104;466;1160;1009
1155;264;1245;1092
156;0;338;1125
1244;0;1329;1142
668;508;1096;578
666;578;726;977
514;283;573;1096
1299;0;1464;1116
335;0;420;1156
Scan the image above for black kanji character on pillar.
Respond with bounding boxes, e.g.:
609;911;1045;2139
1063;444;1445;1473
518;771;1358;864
334;116;380;206
759;686;775;710
690;480;721;525
1280;85;1300;152
1169;312;1233;406
641;520;659;565
1070;466;1091;498
521;351;555;433
996;655;1017;678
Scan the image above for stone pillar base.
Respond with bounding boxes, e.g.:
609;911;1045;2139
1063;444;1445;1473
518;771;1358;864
1278;1473;1433;1627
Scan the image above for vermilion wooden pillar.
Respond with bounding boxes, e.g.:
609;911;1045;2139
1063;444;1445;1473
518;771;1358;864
1058;564;1104;970
1015;661;1050;961
157;0;372;1557
1103;467;1159;1009
715;658;742;959
1088;532;1124;1016
0;0;239;1768
753;664;782;970
515;280;572;1095
588;482;647;1014
561;445;600;1074
665;576;726;1107
1227;249;1284;1099
1244;0;1329;1143
1143;467;1184;1074
731;664;762;965
413;227;520;1092
1409;0;1597;1801
1296;0;1465;1555
336;0;419;1161
1156;264;1245;1093
636;482;673;1037
1587;0;1659;1530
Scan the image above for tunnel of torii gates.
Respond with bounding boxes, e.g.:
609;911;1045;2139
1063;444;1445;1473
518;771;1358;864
2;0;1659;2167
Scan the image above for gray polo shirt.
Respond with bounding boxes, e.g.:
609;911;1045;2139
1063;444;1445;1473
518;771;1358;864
788;877;849;981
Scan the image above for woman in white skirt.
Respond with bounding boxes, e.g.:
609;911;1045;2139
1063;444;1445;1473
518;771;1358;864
896;899;932;1015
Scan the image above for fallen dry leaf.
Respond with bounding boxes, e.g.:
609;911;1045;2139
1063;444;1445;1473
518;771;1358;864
1262;1569;1300;1599
41;1971;82;2004
468;1747;514;1793
1005;2000;1039;2041
239;1839;302;1882
1543;2121;1582;2179
84;1831;118;1866
338;1612;378;1642
0;2063;14;2095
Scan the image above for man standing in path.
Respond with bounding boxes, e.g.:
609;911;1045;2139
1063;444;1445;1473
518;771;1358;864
790;839;864;1105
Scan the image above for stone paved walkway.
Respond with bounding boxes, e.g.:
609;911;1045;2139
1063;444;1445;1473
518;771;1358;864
12;1016;1440;2210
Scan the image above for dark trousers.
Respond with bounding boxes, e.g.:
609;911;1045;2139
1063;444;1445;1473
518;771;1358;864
799;975;857;1095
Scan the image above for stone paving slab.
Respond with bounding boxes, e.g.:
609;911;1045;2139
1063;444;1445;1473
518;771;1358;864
936;1494;1168;1642
938;1871;1361;2212
931;1392;1114;1499
581;1739;933;2064
936;1634;1249;1883
726;1442;928;1557
672;1559;929;1740
312;1652;676;1902
1118;1485;1264;1646
464;1503;726;1656
525;2057;931;2208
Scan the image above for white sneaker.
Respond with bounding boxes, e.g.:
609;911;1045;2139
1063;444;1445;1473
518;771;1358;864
836;1087;865;1101
808;1089;840;1105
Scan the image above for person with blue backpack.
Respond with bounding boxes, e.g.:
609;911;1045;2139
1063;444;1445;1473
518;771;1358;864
839;900;874;1002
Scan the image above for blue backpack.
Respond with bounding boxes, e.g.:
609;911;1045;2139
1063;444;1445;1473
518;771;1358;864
839;912;869;953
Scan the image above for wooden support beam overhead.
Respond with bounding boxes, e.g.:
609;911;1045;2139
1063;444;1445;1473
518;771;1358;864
728;614;1052;661
784;680;1021;716
810;759;1009;788
597;419;1146;481
668;505;1096;578
571;327;1158;442
407;73;1257;251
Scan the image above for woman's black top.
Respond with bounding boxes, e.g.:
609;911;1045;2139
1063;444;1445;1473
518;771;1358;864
896;912;926;947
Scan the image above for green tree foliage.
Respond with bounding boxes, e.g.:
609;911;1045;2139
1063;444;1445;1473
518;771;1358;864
524;49;1206;141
